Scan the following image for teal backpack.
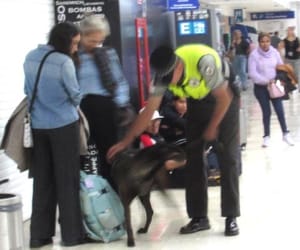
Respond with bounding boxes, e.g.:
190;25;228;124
79;171;126;243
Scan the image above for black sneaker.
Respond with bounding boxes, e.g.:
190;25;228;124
180;217;211;234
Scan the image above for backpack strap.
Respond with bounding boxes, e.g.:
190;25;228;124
29;50;57;113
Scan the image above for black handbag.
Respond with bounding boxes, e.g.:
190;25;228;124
276;70;297;100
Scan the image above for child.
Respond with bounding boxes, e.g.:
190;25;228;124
139;109;164;148
160;95;187;144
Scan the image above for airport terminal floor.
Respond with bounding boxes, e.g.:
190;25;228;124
23;83;300;249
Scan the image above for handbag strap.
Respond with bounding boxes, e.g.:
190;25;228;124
28;50;57;113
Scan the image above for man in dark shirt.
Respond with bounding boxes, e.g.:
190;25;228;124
230;29;250;91
271;31;281;49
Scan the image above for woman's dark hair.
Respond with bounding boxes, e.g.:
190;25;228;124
48;22;80;55
258;32;271;43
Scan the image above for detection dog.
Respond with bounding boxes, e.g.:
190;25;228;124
111;143;186;247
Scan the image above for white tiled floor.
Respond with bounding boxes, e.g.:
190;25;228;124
23;85;300;249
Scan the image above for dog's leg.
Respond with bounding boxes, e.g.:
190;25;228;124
137;193;153;234
120;190;136;247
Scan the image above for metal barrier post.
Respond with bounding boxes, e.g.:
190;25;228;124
0;193;24;250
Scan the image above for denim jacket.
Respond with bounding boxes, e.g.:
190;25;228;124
24;44;81;129
77;49;129;107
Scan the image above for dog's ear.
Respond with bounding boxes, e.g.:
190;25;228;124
111;149;138;165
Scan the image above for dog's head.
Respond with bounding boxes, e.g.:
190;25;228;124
137;143;187;171
130;143;186;182
112;143;186;194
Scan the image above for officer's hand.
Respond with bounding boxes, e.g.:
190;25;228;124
203;126;218;142
106;141;127;163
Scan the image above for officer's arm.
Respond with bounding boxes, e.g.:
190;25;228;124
199;55;232;141
208;84;232;136
107;78;166;160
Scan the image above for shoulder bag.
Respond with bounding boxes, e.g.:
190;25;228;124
23;50;56;148
267;79;285;99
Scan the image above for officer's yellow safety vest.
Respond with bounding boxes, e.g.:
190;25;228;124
168;44;221;100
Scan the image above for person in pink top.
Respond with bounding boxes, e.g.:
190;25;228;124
248;32;294;147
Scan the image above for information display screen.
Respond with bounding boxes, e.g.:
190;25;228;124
178;20;206;35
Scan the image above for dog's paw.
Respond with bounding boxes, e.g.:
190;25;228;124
127;239;135;247
137;228;148;234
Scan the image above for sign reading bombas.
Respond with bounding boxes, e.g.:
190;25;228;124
54;0;105;24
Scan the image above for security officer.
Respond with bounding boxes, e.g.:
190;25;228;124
107;44;240;236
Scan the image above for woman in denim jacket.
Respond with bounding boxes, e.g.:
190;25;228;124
23;22;85;248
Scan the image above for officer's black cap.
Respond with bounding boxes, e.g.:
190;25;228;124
150;45;177;79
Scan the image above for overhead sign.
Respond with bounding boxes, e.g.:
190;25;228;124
250;11;295;21
167;0;199;11
54;0;105;24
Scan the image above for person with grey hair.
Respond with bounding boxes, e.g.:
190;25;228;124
77;14;131;187
79;14;111;50
283;26;300;86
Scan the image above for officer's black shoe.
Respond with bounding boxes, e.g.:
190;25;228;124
30;238;53;248
180;217;211;234
225;217;239;236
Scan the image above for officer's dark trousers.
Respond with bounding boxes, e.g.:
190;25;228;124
30;122;84;242
185;93;240;218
